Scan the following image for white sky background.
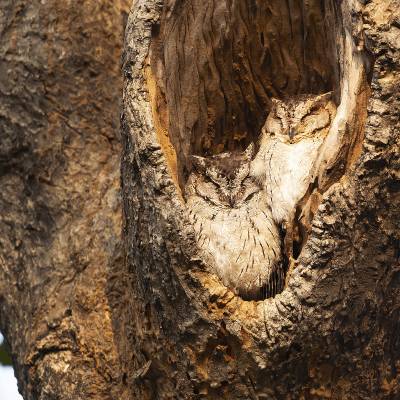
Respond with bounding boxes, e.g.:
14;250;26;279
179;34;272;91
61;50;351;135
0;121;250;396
0;334;23;399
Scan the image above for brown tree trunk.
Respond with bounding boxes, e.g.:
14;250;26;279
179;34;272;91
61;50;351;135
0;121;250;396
121;0;400;399
0;1;130;399
1;0;400;399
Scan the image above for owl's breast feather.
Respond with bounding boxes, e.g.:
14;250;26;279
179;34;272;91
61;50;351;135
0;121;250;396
186;193;281;296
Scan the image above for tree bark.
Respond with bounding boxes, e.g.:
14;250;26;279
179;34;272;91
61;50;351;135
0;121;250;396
1;0;399;400
0;1;130;399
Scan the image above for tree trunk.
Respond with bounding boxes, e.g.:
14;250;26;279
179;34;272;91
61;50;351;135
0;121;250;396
0;1;130;399
121;0;400;399
1;0;399;399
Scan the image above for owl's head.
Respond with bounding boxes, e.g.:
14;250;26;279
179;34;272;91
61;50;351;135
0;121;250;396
187;144;260;208
263;92;335;142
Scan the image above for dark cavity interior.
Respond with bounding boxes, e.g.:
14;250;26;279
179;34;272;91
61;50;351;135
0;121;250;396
150;0;341;186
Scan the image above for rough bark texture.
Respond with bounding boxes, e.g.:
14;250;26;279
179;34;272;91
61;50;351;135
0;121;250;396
121;0;400;399
0;0;399;399
0;1;130;399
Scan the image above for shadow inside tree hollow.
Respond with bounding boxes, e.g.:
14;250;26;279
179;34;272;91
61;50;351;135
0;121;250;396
149;0;340;189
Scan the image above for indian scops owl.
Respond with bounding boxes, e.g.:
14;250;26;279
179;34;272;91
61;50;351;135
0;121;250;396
251;92;337;227
185;144;283;300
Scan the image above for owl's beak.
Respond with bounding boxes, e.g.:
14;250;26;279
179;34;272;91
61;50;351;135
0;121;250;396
219;192;233;208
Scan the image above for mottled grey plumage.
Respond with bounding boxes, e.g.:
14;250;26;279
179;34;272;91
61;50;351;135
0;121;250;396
185;145;282;300
251;92;336;224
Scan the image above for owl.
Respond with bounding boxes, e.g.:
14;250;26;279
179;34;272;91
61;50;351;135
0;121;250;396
251;92;337;226
185;144;283;300
262;93;335;143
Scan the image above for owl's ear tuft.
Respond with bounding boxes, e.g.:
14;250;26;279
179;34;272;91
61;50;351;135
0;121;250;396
190;155;207;172
244;143;255;160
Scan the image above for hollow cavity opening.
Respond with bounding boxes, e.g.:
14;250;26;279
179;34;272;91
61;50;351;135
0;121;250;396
149;0;351;301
